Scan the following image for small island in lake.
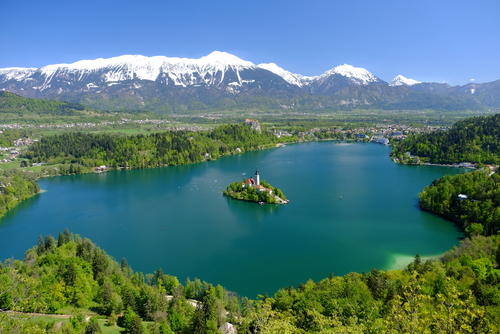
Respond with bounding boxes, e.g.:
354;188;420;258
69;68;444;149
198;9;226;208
224;169;289;204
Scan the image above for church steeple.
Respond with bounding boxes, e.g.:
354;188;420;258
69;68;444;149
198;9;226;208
255;169;260;186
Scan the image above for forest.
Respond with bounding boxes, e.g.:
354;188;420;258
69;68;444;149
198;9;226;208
0;170;40;218
23;124;287;171
0;231;498;333
0;91;86;116
419;170;499;236
391;113;499;164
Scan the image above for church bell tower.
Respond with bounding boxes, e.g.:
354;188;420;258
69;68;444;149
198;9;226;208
255;169;260;186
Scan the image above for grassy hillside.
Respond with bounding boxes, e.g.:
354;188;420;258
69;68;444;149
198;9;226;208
0;91;89;116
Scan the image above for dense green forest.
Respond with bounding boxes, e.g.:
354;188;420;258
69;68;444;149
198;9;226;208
395;113;499;239
1;231;498;333
419;170;499;236
392;113;499;164
0;170;40;218
23;124;287;171
0;231;242;334
224;180;287;204
0;91;87;116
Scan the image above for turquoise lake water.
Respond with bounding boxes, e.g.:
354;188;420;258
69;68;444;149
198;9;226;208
0;142;463;296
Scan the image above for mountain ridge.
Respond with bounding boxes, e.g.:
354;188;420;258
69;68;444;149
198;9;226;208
1;51;499;112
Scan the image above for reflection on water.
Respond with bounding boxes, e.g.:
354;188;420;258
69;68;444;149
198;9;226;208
224;197;283;222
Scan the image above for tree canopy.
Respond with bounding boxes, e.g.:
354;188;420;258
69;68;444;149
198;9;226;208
1;232;498;333
24;124;285;170
392;113;499;164
419;170;499;236
0;170;39;218
0;91;85;116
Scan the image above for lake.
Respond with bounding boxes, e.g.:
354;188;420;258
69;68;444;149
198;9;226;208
0;142;463;296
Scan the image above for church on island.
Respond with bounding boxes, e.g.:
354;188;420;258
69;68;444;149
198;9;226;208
242;169;270;193
224;169;288;204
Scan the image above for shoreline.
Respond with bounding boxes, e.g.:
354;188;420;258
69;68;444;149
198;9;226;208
30;140;295;180
224;193;289;205
0;188;42;220
384;252;445;270
392;158;478;169
26;138;376;181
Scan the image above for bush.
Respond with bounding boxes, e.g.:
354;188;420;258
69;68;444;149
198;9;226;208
85;318;102;334
118;308;144;334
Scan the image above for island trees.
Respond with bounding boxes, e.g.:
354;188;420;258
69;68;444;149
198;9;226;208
223;179;288;204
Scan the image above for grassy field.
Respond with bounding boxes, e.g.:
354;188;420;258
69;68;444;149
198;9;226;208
2;108;497;130
97;319;122;334
168;108;498;127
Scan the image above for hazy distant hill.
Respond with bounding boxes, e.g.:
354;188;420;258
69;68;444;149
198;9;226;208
1;51;499;113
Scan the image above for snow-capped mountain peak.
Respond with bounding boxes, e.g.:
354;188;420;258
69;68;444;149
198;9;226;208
390;74;421;86
1;52;497;113
199;51;254;67
322;64;379;85
10;52;261;89
37;52;255;77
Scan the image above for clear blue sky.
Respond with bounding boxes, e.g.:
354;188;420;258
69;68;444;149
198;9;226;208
1;0;499;84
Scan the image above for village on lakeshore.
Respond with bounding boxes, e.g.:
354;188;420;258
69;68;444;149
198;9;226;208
224;169;289;205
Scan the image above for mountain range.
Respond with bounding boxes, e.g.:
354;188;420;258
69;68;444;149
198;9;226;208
0;51;499;113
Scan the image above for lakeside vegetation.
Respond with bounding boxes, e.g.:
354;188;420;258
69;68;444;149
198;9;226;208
391;112;499;240
0;231;498;333
22;124;289;172
392;113;499;164
419;171;499;236
386;111;499;237
0;170;39;218
224;180;287;204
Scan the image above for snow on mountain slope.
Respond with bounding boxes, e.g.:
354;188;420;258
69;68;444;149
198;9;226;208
0;51;434;94
390;74;421;86
0;53;385;89
257;63;314;87
320;64;380;85
1;52;496;112
25;51;258;89
199;51;254;67
258;62;381;86
0;67;37;81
